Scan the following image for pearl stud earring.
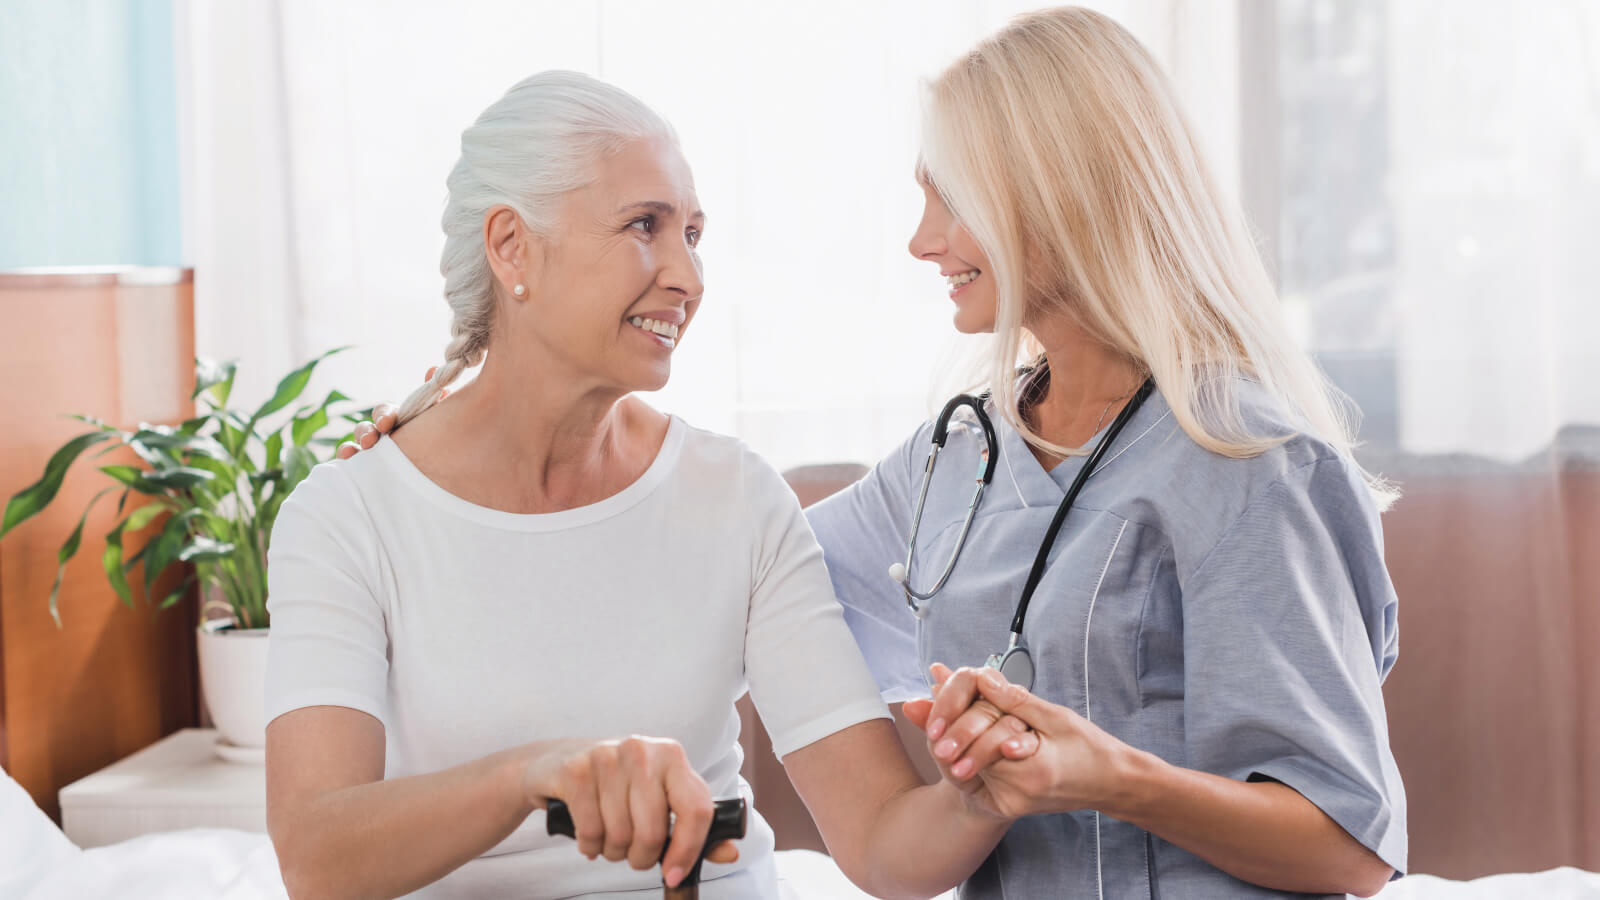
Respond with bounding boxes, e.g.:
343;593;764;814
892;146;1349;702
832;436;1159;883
513;284;526;297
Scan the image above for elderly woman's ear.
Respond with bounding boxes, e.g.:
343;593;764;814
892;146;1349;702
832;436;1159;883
483;204;540;299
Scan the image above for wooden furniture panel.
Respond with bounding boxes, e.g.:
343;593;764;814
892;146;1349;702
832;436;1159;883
1381;466;1600;878
0;267;200;821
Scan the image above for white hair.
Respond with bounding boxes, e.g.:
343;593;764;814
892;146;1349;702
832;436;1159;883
395;71;677;426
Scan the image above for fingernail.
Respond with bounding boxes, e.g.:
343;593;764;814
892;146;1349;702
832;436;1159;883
981;669;1005;690
1005;739;1022;752
952;758;974;778
665;866;684;887
935;739;958;760
928;718;946;741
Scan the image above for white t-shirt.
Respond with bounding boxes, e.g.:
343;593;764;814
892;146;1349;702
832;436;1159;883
264;416;889;899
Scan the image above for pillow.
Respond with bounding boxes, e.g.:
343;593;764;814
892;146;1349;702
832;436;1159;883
0;765;81;897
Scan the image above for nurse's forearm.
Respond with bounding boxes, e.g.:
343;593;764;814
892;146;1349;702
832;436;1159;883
1107;749;1394;897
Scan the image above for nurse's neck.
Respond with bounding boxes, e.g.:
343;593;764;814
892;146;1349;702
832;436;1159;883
1024;318;1145;464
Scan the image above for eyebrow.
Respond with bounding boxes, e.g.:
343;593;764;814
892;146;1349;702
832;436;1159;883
617;200;706;224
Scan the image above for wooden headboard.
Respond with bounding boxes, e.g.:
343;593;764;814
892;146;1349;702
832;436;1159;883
0;268;200;821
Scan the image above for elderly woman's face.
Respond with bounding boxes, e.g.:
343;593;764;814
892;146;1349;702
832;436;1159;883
516;138;705;393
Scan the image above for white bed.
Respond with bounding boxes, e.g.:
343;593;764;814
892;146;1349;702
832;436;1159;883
6;767;1597;899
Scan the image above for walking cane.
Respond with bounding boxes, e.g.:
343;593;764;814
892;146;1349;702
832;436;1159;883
546;797;748;900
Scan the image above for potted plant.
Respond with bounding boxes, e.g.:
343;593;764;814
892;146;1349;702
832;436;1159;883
0;348;365;759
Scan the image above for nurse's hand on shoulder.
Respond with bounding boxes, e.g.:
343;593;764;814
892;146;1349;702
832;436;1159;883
336;367;425;459
522;735;738;885
907;663;1134;820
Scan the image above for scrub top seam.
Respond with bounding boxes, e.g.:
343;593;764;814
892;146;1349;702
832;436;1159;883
1134;539;1174;712
1092;408;1172;476
1083;516;1130;725
1187;454;1341;583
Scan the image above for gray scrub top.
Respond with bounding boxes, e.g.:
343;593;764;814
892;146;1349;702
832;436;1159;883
805;378;1407;899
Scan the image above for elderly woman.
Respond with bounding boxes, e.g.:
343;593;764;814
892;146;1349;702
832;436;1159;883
263;72;1011;899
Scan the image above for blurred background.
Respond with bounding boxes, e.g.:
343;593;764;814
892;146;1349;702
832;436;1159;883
1;0;1595;886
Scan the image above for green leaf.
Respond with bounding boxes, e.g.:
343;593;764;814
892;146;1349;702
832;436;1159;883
264;429;284;471
117;503;171;576
290;407;329;446
101;522;134;608
143;467;216;490
282;446;317;493
98;465;215;496
98;465;164;496
217;419;247;458
144;509;200;595
2;431;114;538
186;453;235;481
125;436;176;471
194;358;238;406
123;502;169;533
248;347;349;428
178;535;235;563
67;414;121;433
131;429;231;463
46;487;117;627
158;573;196;610
177;415;210;435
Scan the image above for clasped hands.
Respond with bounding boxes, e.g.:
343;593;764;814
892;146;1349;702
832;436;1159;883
902;662;1133;822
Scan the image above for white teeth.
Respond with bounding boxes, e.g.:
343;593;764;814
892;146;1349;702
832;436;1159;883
628;316;680;340
946;270;980;287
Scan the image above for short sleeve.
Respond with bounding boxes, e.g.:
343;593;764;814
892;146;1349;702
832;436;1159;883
742;457;890;759
803;426;928;703
1182;456;1408;873
264;461;391;730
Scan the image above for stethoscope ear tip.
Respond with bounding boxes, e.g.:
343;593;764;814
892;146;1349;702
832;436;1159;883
887;562;909;584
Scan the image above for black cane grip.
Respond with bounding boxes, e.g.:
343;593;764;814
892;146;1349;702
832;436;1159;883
545;799;576;838
545;797;748;846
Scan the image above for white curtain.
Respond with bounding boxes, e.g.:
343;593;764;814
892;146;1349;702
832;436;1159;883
1386;2;1600;460
176;0;1238;471
1269;0;1600;463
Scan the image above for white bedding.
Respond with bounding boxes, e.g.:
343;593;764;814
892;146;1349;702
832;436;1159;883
7;767;1598;899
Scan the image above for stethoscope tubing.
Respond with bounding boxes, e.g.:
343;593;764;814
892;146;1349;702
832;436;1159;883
894;376;1155;689
896;394;997;613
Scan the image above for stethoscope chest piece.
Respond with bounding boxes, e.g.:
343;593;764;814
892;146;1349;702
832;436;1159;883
985;643;1036;692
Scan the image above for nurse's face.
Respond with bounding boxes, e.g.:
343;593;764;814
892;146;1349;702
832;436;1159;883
908;171;995;333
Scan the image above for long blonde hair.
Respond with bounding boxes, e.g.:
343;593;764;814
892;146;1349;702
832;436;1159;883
921;6;1396;508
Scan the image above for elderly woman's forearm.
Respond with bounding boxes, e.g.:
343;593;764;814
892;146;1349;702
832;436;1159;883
854;780;1009;899
273;747;533;900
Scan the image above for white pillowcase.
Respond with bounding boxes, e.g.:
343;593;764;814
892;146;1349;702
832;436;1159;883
0;765;81;898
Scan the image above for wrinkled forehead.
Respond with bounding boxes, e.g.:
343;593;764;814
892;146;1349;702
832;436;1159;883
590;137;701;213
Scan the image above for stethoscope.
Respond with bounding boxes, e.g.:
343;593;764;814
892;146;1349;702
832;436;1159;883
887;377;1155;690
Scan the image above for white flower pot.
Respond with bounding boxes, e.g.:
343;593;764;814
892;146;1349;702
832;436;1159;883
196;624;271;762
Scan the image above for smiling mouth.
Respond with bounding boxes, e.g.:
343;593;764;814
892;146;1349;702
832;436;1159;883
628;315;680;348
947;269;981;292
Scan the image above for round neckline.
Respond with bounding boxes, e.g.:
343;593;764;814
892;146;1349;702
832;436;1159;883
371;416;686;532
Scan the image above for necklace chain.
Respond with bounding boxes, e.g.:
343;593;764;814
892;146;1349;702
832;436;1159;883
1092;383;1139;434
